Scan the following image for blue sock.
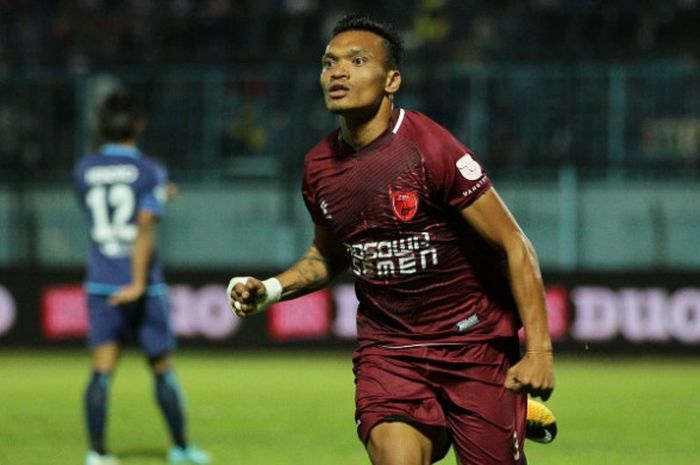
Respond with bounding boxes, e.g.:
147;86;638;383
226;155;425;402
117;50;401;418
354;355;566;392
84;372;111;455
155;370;187;448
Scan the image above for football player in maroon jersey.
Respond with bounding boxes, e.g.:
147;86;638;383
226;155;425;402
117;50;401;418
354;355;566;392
228;14;555;465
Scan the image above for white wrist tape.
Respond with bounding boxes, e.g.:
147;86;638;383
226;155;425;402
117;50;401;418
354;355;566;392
227;276;282;315
259;277;283;311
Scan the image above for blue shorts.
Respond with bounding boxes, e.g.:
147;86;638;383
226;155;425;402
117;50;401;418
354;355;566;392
87;293;176;358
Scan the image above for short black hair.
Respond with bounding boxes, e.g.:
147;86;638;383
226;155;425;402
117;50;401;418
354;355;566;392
331;14;404;69
97;89;143;142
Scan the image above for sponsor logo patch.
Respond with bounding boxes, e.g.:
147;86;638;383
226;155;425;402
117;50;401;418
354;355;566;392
456;313;480;332
456;153;482;181
390;191;419;222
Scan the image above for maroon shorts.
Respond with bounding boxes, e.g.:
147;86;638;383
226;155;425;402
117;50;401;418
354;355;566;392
353;338;527;464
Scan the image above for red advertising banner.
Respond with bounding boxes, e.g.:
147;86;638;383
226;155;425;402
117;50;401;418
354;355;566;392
1;268;699;352
41;284;88;340
267;289;332;341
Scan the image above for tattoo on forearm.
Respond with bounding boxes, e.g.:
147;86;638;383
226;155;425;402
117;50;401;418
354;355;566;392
293;252;330;287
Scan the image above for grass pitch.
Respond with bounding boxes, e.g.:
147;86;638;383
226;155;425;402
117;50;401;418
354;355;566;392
0;349;698;465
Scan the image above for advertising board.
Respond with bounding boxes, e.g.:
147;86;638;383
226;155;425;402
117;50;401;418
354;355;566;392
1;268;698;353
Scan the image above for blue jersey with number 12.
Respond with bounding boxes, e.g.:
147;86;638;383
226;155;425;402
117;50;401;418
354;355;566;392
73;143;167;296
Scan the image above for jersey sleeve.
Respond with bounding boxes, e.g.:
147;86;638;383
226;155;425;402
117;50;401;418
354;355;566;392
138;160;167;217
424;128;492;211
72;158;88;201
301;170;329;226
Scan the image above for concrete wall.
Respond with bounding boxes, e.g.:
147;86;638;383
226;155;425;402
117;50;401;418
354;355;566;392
1;178;698;271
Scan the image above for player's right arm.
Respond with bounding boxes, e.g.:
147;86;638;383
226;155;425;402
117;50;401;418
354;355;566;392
459;188;555;400
108;210;157;306
228;223;349;317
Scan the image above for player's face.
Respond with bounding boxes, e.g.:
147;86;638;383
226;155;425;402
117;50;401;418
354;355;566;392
320;30;400;115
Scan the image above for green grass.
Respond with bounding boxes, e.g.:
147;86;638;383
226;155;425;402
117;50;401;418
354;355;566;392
0;350;698;465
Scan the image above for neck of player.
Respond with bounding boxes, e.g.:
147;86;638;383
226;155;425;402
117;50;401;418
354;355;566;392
339;98;394;151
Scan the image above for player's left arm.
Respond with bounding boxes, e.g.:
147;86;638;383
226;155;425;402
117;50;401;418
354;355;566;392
460;187;555;400
108;210;157;306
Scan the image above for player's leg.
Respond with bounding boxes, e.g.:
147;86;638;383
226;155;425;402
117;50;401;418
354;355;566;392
366;421;433;465
84;295;124;465
454;450;528;465
141;294;210;464
85;343;121;460
447;385;527;465
442;340;528;465
150;354;187;450
354;351;452;465
150;353;211;465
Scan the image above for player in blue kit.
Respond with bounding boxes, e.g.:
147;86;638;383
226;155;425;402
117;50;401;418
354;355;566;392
73;89;210;465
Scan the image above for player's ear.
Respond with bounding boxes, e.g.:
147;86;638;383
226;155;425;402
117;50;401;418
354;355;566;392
134;117;147;135
385;69;401;95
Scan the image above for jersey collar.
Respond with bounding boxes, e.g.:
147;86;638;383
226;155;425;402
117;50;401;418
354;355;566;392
390;107;405;133
100;143;142;158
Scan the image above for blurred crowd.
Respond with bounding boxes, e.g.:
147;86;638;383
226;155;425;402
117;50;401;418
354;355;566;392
2;0;700;179
1;0;700;72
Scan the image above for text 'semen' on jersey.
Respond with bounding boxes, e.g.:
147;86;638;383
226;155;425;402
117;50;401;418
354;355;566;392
302;109;520;348
73;144;168;296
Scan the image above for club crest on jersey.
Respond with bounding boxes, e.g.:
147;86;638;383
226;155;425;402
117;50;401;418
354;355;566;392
390;191;419;222
456;153;482;181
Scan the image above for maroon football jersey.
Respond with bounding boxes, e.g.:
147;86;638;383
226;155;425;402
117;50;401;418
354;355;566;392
302;108;521;349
